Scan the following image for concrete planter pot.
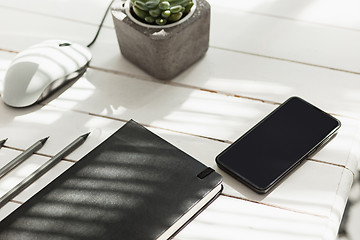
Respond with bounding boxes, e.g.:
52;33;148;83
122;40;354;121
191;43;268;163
111;0;210;80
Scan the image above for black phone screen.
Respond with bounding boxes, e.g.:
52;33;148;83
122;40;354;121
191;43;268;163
216;97;341;193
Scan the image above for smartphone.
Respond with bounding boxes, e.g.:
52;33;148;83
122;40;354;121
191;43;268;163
216;96;341;194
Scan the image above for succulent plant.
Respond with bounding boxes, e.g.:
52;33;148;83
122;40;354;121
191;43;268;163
130;0;194;25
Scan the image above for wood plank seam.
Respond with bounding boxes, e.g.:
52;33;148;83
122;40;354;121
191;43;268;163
212;5;360;33
89;66;282;106
1;47;360;114
88;66;360;121
0;110;351;170
0;48;18;54
210;46;360;76
309;159;353;175
221;193;328;219
34;103;360;171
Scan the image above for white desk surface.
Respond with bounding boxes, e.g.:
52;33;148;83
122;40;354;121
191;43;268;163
0;0;359;239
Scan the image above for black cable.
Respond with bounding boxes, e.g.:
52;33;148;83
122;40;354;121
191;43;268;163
87;0;115;48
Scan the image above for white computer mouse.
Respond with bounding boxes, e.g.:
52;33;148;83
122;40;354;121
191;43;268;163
2;40;92;107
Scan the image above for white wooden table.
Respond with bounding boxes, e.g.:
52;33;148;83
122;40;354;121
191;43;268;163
0;0;359;239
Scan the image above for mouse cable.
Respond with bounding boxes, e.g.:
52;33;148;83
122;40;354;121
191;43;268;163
87;0;115;48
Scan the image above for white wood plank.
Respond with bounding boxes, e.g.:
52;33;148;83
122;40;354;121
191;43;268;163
91;29;360;123
314;117;360;172
0;7;99;50
2;6;360;122
3;0;360;47
78;22;360;120
73;22;360;121
209;6;360;73
207;0;360;31
171;48;360;119
41;71;277;142
2;2;360;74
0;0;114;27
174;195;332;240
29;68;358;170
222;161;353;218
4;40;360;122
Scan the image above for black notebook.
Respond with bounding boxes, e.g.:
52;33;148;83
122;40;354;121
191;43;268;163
0;120;222;240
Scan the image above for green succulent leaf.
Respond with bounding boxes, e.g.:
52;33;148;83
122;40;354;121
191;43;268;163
134;1;149;11
170;5;183;13
149;8;161;17
155;18;167;25
161;10;171;18
145;16;155;23
168;12;182;22
184;2;193;13
131;0;193;25
145;0;160;9
133;6;148;19
170;0;190;5
159;1;170;10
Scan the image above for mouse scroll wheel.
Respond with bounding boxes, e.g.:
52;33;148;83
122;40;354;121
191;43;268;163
59;43;71;47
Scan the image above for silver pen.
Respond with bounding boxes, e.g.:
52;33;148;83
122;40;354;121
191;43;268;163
0;133;90;208
0;137;49;179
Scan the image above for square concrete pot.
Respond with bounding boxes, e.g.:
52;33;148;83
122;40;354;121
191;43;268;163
112;0;210;80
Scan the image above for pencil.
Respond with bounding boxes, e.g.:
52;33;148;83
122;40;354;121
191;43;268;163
0;133;90;208
0;139;7;149
0;137;49;179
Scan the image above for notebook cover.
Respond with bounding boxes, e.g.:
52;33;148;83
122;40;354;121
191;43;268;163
0;120;222;240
